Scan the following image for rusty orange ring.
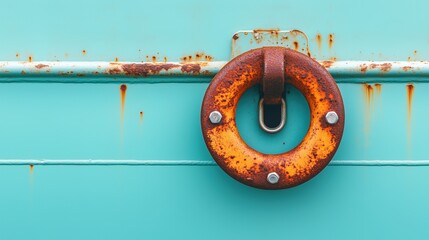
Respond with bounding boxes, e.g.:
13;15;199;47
201;47;345;189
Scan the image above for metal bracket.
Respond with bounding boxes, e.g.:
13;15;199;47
231;29;310;58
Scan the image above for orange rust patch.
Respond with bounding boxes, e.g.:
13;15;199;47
360;64;368;73
108;63;180;77
181;64;201;73
316;34;322;50
328;34;334;48
380;63;392;72
367;63;392;72
29;164;34;173
151;56;157;63
28;56;32;62
82;50;87;55
35;64;49;69
233;33;239;40
115;57;119;62
402;66;413;71
321;60;334;68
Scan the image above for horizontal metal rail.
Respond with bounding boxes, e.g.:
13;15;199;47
0;61;428;83
0;159;429;166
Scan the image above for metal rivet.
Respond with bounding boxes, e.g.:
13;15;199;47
209;111;222;124
267;172;280;184
325;111;339;125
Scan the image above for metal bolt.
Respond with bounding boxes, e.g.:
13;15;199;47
267;172;280;184
325;111;339;125
209;111;222;124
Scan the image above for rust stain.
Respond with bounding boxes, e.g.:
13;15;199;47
293;41;299;51
360;64;368;73
367;63;392;72
151;56;157;63
28;56;32;62
181;53;213;63
108;63;180;77
321;60;334;68
363;83;374;135
380;63;392;72
82;50;87;55
139;111;144;124
407;84;414;124
163;57;167;63
21;70;26;75
232;33;239;40
407;84;414;150
181;55;192;62
15;53;20;58
181;64;201;74
35;64;49;69
374;83;382;95
403;66;413;71
120;84;127;118
316;34;322;50
364;84;374;105
115;57;119;62
328;34;334;48
29;164;34;174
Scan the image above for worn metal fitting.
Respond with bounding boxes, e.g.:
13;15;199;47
201;47;345;189
267;172;280;184
209;111;223;124
325;111;339;125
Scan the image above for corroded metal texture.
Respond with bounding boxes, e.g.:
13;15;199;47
201;47;345;189
262;48;285;105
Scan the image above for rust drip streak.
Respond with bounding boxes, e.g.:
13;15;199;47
363;84;374;136
316;34;322;50
140;111;144;124
293;41;299;50
328;34;334;48
407;84;414;142
29;164;34;174
374;83;382;95
120;84;127;120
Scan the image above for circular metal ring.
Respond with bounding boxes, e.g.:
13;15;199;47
201;47;345;189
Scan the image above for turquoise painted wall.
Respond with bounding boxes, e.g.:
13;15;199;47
0;0;428;239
